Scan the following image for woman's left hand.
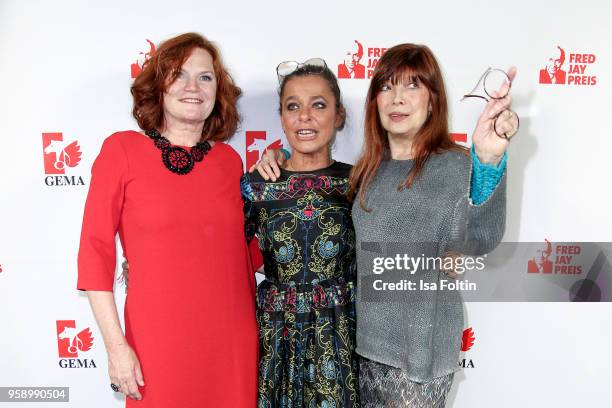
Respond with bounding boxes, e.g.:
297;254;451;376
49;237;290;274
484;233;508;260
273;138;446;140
471;67;517;165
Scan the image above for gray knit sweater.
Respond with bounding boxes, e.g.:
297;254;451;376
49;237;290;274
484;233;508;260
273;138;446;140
352;149;506;383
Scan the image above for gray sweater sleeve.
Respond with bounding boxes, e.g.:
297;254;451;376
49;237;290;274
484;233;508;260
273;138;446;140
448;163;507;256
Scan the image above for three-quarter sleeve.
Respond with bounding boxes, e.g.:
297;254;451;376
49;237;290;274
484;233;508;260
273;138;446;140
77;135;128;291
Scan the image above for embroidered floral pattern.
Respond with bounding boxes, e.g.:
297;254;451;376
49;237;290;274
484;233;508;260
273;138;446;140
242;163;359;408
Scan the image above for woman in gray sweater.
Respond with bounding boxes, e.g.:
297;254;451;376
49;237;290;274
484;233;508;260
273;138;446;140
347;44;516;407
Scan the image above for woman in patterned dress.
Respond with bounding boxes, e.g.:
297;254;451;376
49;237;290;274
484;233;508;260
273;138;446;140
242;60;359;407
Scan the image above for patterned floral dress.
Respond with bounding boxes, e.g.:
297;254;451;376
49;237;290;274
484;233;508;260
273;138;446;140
241;162;359;408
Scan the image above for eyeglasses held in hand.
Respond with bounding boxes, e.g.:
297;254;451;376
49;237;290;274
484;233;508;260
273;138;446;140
462;67;519;140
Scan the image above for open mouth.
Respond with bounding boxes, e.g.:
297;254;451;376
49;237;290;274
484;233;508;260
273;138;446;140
295;129;318;140
179;98;203;104
389;112;409;121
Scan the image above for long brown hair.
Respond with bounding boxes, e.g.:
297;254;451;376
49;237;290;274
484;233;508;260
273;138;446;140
131;32;241;141
348;43;465;210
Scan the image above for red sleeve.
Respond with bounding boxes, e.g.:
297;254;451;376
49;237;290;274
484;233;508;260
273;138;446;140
77;135;127;291
248;237;264;272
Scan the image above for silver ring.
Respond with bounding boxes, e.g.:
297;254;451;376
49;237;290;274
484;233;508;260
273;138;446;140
110;383;121;392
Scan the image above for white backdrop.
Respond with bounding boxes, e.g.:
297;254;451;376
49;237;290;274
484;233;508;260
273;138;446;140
1;0;611;406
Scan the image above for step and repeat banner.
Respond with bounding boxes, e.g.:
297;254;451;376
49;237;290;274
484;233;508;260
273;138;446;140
1;0;611;406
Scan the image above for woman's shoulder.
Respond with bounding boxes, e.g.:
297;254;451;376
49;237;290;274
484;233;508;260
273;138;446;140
99;130;148;152
331;161;353;177
105;130;144;143
212;142;242;166
423;148;472;189
244;169;268;184
90;131;144;173
95;130;138;154
430;148;471;172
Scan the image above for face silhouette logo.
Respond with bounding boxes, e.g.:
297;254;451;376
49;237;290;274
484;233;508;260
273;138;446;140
131;39;156;79
42;133;82;175
539;46;567;85
338;40;365;79
528;239;554;273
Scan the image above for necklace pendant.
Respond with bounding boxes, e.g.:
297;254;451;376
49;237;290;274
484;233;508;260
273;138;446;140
162;146;194;175
146;129;210;175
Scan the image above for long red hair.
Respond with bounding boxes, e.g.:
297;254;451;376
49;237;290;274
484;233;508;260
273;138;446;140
348;43;465;210
131;32;241;141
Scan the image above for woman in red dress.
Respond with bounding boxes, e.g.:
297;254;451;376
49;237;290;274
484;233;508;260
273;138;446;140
77;33;258;407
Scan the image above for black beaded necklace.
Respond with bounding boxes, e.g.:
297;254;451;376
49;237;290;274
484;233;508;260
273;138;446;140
146;129;211;175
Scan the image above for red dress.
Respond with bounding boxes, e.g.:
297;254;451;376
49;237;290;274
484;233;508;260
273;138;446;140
77;130;258;407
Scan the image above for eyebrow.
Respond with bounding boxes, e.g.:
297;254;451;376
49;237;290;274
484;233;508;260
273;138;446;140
179;69;214;75
284;95;329;102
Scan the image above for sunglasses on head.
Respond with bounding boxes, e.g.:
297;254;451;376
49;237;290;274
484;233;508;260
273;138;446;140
276;58;327;83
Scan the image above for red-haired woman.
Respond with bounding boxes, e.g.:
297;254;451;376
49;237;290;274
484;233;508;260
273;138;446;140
349;44;516;407
77;33;257;407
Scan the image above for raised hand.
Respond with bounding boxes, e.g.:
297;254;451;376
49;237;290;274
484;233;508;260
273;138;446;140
472;67;518;165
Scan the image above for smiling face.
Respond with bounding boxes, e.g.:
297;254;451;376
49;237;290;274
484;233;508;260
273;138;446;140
280;75;343;156
376;75;431;141
162;48;217;128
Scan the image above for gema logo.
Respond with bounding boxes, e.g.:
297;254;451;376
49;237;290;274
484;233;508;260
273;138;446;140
41;133;85;186
131;39;156;79
56;320;97;368
337;40;387;79
245;131;283;169
459;327;476;369
461;327;475;352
